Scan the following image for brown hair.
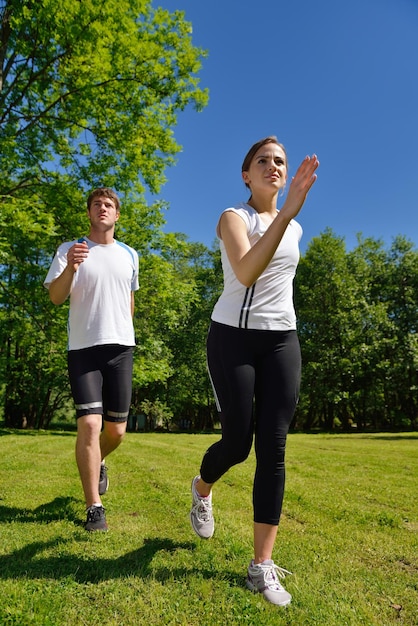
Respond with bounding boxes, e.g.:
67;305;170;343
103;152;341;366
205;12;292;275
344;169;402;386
241;136;288;190
87;187;120;212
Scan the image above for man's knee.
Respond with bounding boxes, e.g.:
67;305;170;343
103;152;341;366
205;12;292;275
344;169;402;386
77;414;103;440
103;421;127;445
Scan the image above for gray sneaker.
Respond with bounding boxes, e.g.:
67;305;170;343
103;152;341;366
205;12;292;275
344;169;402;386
85;505;108;532
99;463;109;495
246;560;292;606
190;475;214;539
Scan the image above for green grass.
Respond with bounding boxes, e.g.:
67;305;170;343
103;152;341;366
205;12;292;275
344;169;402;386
0;430;417;625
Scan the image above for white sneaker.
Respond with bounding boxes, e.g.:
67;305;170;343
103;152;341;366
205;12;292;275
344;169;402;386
190;475;214;539
246;559;292;606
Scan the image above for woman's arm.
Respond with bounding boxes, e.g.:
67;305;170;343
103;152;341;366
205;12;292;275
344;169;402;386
220;155;319;287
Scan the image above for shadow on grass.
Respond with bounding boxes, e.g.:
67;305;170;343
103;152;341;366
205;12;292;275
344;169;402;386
0;497;243;586
0;496;81;524
319;433;418;441
0;428;76;437
0;535;244;588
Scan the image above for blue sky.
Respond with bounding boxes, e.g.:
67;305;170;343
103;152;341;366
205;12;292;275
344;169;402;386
154;0;418;253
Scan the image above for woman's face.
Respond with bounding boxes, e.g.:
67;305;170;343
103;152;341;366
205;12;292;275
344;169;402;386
242;143;287;195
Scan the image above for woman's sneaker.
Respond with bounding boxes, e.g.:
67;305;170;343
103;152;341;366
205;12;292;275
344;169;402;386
246;559;292;606
85;505;108;532
190;476;214;539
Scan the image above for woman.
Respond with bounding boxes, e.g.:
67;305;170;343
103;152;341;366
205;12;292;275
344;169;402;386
190;136;319;606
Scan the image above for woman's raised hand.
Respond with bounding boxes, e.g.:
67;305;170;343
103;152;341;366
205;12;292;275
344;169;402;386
281;154;319;219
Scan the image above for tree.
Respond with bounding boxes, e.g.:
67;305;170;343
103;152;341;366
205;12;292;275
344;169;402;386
379;237;418;429
295;229;357;430
161;239;222;430
0;0;208;427
129;234;223;432
295;230;418;432
1;0;207;199
345;236;397;430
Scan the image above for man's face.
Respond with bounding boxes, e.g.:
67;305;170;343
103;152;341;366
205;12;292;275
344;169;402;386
88;196;120;230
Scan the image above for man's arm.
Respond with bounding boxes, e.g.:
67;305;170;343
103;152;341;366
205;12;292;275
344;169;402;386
48;241;89;305
48;266;76;305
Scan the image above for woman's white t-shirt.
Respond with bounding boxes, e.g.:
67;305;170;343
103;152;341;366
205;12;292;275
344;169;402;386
211;203;302;330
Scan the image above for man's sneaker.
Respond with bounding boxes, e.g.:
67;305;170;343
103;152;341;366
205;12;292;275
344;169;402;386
85;505;108;532
246;559;292;606
190;475;214;539
99;463;109;495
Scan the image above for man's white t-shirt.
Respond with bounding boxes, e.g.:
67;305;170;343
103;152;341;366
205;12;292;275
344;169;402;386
211;203;302;330
44;237;139;350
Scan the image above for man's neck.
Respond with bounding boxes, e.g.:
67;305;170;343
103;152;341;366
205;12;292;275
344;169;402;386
87;229;115;245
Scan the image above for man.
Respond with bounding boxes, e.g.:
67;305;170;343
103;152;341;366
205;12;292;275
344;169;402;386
44;188;139;531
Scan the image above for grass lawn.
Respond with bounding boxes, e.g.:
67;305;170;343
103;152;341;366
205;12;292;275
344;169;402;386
0;429;417;625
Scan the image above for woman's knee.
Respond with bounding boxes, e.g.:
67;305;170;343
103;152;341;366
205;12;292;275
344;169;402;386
225;439;253;466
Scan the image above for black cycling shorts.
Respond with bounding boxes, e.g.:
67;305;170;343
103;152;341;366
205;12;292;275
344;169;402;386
67;345;134;422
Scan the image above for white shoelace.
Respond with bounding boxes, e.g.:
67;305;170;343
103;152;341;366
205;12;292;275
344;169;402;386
270;564;292;580
254;562;292;590
194;498;212;521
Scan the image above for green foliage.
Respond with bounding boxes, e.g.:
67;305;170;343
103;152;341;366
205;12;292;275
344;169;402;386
0;0;208;427
1;3;416;433
129;238;222;431
139;398;173;430
295;230;418;431
1;0;208;197
162;243;222;430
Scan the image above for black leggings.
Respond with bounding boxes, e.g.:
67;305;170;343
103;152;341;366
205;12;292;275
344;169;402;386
201;321;301;525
